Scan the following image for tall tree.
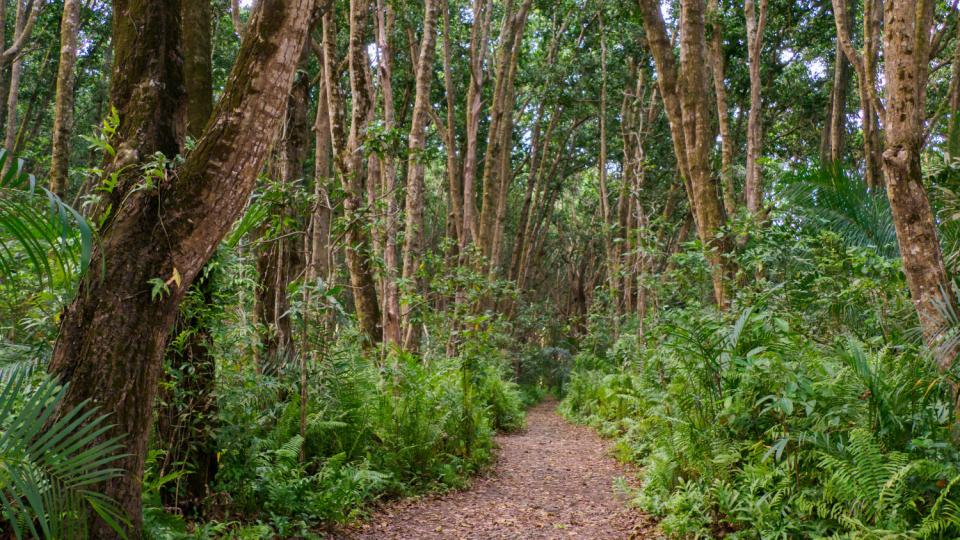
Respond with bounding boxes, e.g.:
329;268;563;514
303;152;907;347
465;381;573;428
880;0;958;369
322;0;383;345
637;0;732;307
155;0;217;518
820;0;852;166
706;0;736;216
48;1;318;536
832;0;884;189
400;0;440;349
743;0;768;215
50;0;81;196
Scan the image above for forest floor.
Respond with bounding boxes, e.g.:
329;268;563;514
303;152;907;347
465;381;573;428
333;401;660;539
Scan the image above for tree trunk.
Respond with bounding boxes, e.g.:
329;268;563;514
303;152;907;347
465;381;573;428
707;0;736;216
461;0;493;247
832;0;884;188
744;0;768;215
48;2;318;537
49;0;81;196
375;1;402;347
948;16;960;158
156;0;217;518
678;0;732;306
881;0;958;370
3;0;27;155
322;1;382;345
309;70;334;291
821;0;852;167
400;0;440;350
597;8;618;305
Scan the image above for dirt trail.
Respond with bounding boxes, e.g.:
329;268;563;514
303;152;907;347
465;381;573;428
335;401;659;539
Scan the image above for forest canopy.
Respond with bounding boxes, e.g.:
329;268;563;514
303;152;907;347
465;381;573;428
1;0;960;538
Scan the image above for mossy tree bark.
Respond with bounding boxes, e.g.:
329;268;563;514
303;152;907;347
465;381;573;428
48;1;318;537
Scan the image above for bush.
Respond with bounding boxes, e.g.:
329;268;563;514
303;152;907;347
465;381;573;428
562;307;960;538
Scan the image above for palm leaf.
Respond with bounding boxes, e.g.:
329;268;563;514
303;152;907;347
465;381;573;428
778;166;898;258
0;368;129;539
0;150;95;287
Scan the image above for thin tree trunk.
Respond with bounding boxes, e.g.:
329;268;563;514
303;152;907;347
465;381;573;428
948;15;960;158
832;0;884;188
50;0;81;196
4;0;27;155
441;0;463;245
461;0;493;247
400;0;440;350
707;0;736;216
322;0;382;345
376;1;402;347
744;0;768;215
48;2;318;537
639;0;733;307
597;7;618;305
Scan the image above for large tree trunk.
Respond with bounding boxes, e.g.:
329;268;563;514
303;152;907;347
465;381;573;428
48;2;317;537
881;0;958;370
743;0;768;215
400;0;440;350
49;0;81;196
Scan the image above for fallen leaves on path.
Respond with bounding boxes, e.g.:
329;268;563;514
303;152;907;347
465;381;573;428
334;401;660;539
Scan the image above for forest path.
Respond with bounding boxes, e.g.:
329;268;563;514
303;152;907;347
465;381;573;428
334;401;659;539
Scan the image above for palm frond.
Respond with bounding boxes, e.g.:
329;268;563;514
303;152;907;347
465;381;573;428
0;368;129;539
778;166;898;258
0;150;94;287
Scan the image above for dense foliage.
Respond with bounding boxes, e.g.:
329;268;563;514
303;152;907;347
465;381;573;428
561;190;960;538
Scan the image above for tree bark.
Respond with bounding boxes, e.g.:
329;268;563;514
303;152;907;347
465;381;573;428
48;2;318;537
639;0;733;307
744;0;768;215
322;0;382;345
3;0;27;155
706;0;736;216
832;0;884;188
881;0;958;370
948;14;960;158
400;0;440;350
50;0;81;196
156;0;217;518
461;0;493;247
820;31;851;166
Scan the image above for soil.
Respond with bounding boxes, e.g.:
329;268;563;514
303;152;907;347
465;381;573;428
333;401;661;539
